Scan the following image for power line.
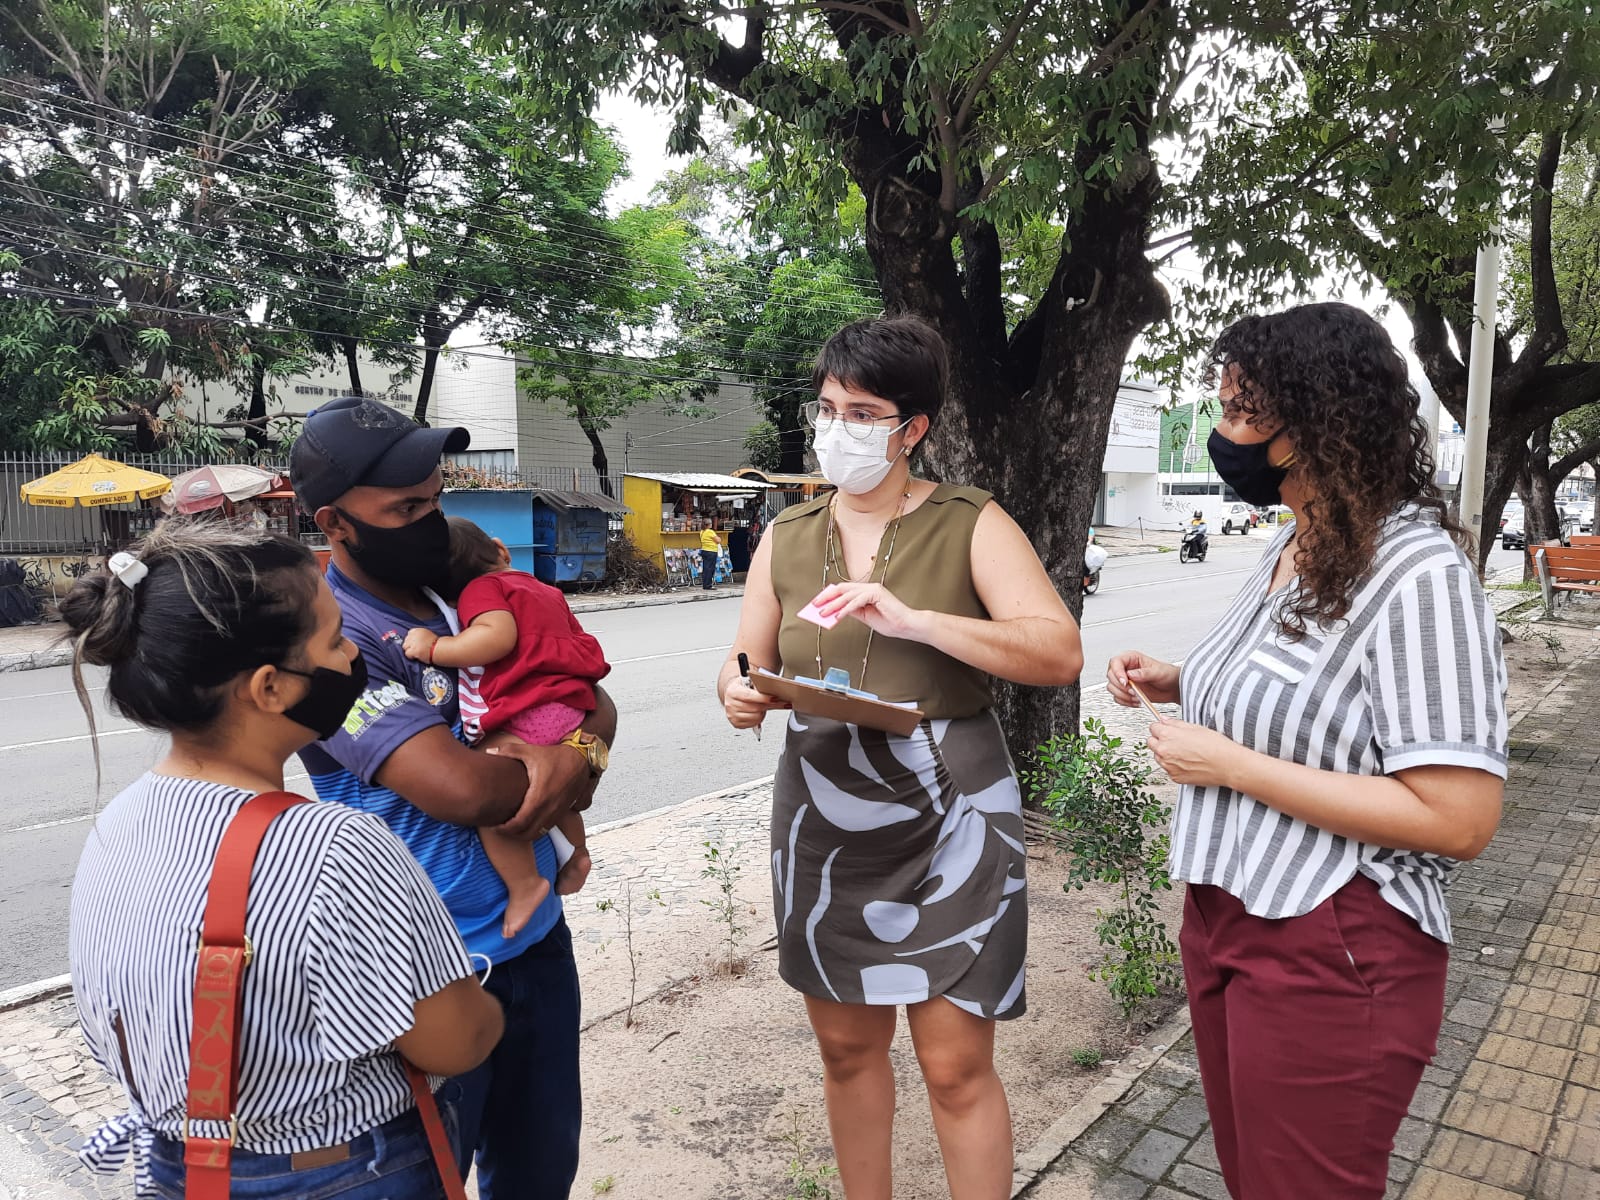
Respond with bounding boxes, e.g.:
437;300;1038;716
2;217;861;377
0;84;890;291
0;180;884;351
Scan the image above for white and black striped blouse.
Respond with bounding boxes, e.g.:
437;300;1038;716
1175;511;1508;942
69;774;473;1195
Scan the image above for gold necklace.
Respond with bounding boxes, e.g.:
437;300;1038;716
816;489;910;689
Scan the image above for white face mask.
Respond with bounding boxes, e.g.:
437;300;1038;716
813;418;912;495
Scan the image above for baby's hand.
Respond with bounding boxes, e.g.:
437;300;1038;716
403;628;439;662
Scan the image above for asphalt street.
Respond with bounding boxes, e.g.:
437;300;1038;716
0;531;1521;989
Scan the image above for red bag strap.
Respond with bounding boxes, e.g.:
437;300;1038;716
184;791;466;1200
405;1062;469;1200
184;791;306;1200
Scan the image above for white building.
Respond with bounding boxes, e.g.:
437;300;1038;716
176;344;765;485
1094;378;1167;526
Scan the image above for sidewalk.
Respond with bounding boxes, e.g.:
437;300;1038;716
1016;629;1600;1200
0;582;749;674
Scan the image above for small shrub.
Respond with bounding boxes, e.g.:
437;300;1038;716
777;1110;838;1200
1024;718;1181;1024
701;839;747;975
1070;1047;1104;1069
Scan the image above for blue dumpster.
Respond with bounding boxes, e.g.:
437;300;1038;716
442;487;630;585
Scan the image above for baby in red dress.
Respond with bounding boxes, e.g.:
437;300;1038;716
403;518;610;938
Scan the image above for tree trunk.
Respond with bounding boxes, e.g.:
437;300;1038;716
1591;460;1600;535
777;395;809;475
246;357;268;450
852;155;1167;766
1523;423;1564;550
414;321;443;426
576;406;614;496
341;336;364;398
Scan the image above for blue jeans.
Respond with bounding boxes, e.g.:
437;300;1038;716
441;917;581;1200
146;1106;456;1199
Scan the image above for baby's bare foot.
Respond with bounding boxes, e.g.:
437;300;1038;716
502;874;552;939
555;848;592;896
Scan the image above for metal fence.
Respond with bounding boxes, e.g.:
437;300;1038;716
0;451;288;555
0;451;631;556
441;457;625;498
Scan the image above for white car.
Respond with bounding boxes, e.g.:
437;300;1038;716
1220;503;1257;535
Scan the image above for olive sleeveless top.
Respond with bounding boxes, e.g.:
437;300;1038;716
769;483;994;719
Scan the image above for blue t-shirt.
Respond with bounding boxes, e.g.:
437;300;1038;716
299;564;561;962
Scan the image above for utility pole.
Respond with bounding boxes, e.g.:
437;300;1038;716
1458;221;1501;569
1458;116;1505;571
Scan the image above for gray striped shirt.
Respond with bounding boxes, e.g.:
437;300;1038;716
70;774;474;1195
1174;511;1508;942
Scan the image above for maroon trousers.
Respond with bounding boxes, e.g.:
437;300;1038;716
1181;875;1450;1199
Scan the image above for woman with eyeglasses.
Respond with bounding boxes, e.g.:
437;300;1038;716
717;316;1083;1200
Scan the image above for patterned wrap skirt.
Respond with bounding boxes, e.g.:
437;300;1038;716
770;709;1028;1019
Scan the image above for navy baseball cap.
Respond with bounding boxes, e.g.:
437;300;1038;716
291;396;469;513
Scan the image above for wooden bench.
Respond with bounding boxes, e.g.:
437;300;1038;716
1570;533;1600;548
1533;540;1600;609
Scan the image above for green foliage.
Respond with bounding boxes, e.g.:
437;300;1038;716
700;839;746;975
1165;1;1600;393
743;421;782;471
1025;718;1179;1023
1069;1047;1104;1069
778;1111;838;1200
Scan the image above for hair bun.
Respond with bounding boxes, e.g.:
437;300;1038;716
60;567;140;667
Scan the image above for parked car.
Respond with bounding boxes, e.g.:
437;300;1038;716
1220;503;1258;535
1560;502;1592;533
1505;509;1578;550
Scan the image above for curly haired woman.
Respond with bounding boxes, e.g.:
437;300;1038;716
1107;302;1508;1199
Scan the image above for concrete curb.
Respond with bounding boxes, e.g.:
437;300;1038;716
584;775;773;840
0;644;71;674
1010;1005;1195;1198
0;974;71;1014
568;587;745;615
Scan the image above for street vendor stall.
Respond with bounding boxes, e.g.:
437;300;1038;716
18;452;172;550
442;487;631;584
621;472;774;583
161;464;284;517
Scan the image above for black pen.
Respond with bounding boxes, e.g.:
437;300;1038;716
737;652;761;741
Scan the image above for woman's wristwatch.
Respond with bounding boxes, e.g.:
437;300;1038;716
559;729;610;778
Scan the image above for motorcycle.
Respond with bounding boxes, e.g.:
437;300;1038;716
1083;539;1107;595
1179;521;1209;564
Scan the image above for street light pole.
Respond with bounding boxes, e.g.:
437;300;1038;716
1457;113;1506;572
1458;218;1501;570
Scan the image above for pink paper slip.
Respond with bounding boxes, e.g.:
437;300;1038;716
797;600;840;629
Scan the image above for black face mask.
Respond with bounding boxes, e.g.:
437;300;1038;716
279;653;369;741
336;507;452;590
1207;428;1292;508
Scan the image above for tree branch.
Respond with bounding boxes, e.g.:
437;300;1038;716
1524;127;1567;360
815;0;910;35
952;0;1042;134
1077;0;1163;81
1552;433;1600;483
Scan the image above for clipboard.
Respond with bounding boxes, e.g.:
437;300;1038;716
747;667;926;737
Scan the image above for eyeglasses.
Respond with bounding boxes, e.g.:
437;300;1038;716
803;400;911;442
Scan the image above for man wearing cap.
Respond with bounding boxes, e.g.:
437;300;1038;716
292;396;612;1200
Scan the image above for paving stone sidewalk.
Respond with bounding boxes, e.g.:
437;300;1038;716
1018;637;1600;1200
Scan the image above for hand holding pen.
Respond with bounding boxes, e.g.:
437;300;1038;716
738;653;760;741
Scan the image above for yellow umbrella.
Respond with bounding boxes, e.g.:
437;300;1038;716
20;453;174;508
